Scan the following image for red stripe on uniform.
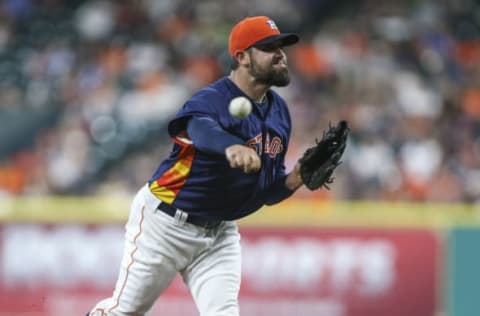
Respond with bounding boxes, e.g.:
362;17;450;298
154;142;195;194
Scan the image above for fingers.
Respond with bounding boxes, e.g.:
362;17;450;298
230;149;261;173
225;145;261;173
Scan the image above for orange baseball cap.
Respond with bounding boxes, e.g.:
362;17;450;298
228;16;299;57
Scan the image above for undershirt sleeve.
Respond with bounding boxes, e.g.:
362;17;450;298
263;175;295;205
186;116;245;155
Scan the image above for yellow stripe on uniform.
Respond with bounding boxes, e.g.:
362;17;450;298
149;182;177;204
173;160;191;176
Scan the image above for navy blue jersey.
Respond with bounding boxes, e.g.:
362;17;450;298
148;77;293;221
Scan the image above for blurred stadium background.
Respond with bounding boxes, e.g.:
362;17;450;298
0;0;479;315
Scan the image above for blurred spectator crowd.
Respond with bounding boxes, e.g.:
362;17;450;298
0;0;479;203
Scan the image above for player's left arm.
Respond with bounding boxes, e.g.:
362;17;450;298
264;102;305;203
285;162;303;190
263;161;304;205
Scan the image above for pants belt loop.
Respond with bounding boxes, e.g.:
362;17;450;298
174;209;188;225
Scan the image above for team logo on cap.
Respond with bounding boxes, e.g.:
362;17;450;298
266;19;278;30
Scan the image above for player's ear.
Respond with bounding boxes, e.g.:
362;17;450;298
234;50;250;67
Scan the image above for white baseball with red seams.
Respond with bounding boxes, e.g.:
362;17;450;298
229;96;252;119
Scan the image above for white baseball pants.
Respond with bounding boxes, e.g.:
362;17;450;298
89;184;242;316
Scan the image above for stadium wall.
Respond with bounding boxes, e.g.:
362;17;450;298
0;197;478;316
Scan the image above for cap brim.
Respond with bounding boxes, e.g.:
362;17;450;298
253;33;299;48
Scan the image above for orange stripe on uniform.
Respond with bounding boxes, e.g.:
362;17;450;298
108;205;146;313
90;309;106;316
150;141;195;203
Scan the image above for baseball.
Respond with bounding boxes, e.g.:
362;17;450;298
229;96;252;119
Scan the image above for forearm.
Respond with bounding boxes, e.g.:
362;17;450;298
285;162;303;191
265;163;304;205
187;116;244;154
187;116;261;173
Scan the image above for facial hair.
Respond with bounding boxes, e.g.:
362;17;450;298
249;55;290;87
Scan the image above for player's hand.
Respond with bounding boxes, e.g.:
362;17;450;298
225;144;261;173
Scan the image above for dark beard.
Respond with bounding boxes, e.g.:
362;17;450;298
250;58;290;87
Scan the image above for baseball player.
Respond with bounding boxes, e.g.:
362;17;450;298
88;15;345;316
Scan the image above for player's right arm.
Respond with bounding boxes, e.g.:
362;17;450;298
187;116;261;173
225;144;261;173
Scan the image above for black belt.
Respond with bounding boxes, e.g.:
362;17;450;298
157;202;221;229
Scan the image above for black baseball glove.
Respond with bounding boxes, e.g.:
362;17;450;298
299;120;349;190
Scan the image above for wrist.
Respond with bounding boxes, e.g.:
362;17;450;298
285;163;303;191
